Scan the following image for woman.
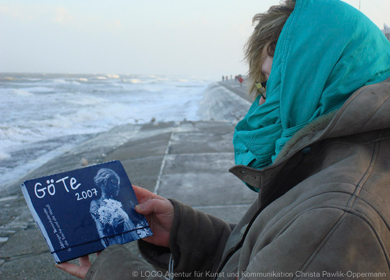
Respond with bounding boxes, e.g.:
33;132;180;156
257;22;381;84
90;168;139;247
58;0;390;278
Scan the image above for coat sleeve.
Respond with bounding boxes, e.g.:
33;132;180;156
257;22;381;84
167;199;233;275
86;199;233;280
241;208;389;279
139;199;233;277
85;244;167;280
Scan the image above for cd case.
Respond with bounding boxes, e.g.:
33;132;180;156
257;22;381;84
21;160;153;263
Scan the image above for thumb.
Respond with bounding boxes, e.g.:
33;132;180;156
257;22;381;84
135;203;145;213
135;198;171;215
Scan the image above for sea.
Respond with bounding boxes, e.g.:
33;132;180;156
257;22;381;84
0;73;219;190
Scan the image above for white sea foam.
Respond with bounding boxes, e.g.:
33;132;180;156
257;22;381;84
0;73;217;189
26;78;41;81
0;150;10;160
107;74;120;79
25;86;54;93
66;95;106;106
9;89;34;96
110;82;123;88
53;79;67;83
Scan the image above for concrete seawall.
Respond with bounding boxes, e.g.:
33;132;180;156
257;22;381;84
0;80;256;280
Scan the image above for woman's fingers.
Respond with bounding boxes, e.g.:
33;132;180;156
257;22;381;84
56;262;86;279
135;196;173;216
56;255;92;279
133;185;168;208
133;185;156;203
79;255;92;267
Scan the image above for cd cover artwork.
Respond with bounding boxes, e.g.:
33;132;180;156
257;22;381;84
21;160;153;263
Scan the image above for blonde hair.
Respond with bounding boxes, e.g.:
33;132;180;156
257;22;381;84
245;0;295;96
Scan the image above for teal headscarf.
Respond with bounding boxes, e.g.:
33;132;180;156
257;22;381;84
233;0;390;191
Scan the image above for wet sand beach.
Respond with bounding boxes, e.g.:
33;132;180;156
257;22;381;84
0;80;256;280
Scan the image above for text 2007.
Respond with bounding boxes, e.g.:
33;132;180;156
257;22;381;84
75;188;98;201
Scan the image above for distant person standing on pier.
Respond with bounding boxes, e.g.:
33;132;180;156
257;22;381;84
57;0;390;279
238;74;244;86
222;75;225;81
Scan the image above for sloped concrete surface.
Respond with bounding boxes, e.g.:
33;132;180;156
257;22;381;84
0;81;257;279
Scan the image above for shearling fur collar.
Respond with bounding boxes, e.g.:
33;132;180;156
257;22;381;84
274;78;390;165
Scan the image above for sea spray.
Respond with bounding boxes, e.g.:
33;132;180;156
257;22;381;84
0;73;211;189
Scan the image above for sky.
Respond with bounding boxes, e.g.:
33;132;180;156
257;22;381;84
0;0;389;79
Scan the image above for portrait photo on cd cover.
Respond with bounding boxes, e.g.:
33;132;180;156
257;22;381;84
90;167;150;247
21;160;152;263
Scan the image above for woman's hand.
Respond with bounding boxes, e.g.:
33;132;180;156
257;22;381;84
56;186;174;278
133;185;174;248
56;253;99;279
